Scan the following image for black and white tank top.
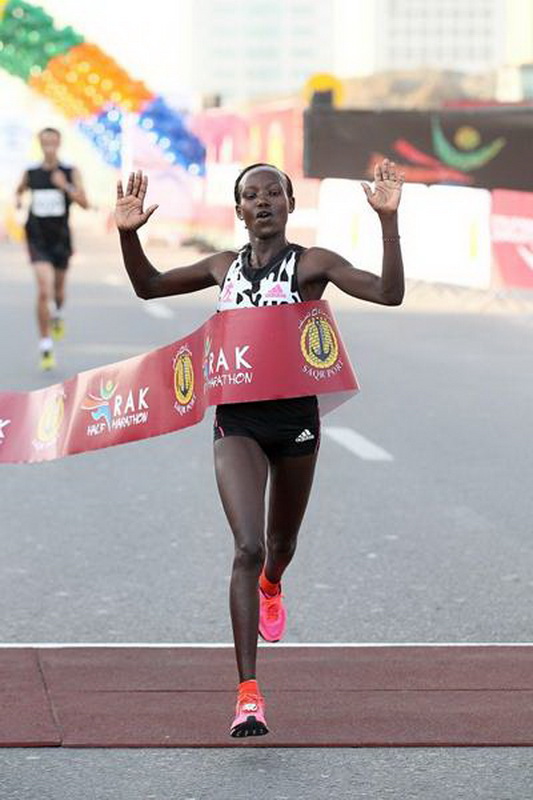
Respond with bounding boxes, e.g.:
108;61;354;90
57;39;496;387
217;243;305;311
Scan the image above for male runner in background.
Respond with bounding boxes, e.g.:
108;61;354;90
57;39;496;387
15;127;89;370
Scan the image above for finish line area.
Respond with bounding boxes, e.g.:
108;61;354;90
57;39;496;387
1;643;532;748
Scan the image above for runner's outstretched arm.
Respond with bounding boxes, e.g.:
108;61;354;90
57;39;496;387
116;170;233;299
299;158;405;306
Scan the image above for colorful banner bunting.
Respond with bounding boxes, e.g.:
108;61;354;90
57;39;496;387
0;0;205;170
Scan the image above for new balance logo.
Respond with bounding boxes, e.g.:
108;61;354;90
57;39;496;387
0;419;11;440
295;429;314;443
242;702;258;712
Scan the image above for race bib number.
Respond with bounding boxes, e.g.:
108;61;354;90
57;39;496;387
31;189;66;217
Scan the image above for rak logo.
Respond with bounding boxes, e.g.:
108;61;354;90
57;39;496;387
204;343;253;389
81;377;149;437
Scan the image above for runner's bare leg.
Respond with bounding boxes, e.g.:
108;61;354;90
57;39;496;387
32;261;54;337
53;268;67;312
214;436;268;681
264;452;318;584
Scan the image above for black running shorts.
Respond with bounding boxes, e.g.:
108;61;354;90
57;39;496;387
25;217;72;270
214;396;320;459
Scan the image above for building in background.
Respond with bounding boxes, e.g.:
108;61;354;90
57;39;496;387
190;0;334;104
374;0;506;75
186;0;533;105
36;0;533;108
334;0;533;77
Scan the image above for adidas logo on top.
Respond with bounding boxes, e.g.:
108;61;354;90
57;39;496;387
265;283;287;299
295;429;315;443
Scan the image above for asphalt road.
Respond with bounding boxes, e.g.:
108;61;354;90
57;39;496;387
0;235;532;798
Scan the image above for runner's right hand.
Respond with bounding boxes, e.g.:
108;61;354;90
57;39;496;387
115;170;159;232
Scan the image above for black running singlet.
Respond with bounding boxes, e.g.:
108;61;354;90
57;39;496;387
24;164;73;269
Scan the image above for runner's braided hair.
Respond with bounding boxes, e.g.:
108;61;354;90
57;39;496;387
234;163;294;203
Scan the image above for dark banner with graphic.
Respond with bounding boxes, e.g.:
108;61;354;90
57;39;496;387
304;108;533;191
0;301;359;464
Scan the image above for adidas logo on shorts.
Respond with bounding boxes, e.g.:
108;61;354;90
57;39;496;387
295;429;315;443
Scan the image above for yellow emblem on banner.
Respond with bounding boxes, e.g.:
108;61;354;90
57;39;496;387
36;394;65;443
173;349;194;406
300;315;338;370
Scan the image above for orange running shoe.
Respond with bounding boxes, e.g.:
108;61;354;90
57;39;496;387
230;683;269;738
258;585;287;643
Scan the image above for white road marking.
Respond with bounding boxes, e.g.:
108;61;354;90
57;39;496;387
324;426;394;461
0;642;529;648
143;302;174;319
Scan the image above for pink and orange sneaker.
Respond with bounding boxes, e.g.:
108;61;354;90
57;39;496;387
230;683;269;738
258;585;287;643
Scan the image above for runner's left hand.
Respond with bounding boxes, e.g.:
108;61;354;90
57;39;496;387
362;159;404;215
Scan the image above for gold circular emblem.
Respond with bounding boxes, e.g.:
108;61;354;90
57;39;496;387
36;394;64;443
174;351;194;406
301;316;338;369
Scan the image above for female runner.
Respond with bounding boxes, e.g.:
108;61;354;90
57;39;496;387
115;159;404;737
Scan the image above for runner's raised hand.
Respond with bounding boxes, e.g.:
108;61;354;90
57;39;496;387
115;170;158;232
362;158;404;215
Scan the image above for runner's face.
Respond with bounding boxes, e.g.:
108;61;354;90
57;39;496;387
236;168;294;238
39;132;61;160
